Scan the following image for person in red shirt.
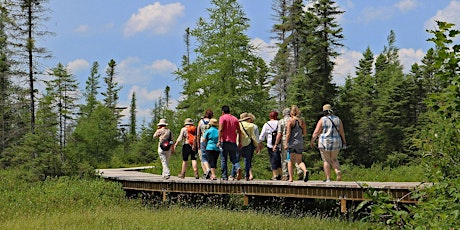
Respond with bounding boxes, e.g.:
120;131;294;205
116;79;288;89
217;105;243;180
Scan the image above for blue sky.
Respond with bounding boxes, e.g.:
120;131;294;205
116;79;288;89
40;0;460;124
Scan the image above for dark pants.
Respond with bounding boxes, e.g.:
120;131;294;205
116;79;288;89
268;146;281;170
240;144;255;178
220;141;239;179
181;144;197;161
206;150;220;168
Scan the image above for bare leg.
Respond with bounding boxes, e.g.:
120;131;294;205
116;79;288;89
323;161;331;180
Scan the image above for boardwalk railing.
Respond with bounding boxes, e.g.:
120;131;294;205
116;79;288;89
97;166;428;213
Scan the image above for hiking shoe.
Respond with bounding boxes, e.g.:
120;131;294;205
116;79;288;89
163;175;170;180
323;179;331;182
303;171;309;182
228;176;234;181
194;172;199;179
281;175;289;181
178;173;185;179
270;176;278;180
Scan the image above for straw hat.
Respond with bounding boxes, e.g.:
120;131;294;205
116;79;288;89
209;118;218;127
184;118;193;125
157;118;168;126
239;112;250;121
322;104;334;114
247;113;256;122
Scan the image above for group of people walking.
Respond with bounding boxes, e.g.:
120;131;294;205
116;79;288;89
153;104;346;183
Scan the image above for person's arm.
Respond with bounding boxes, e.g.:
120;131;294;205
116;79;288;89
237;123;243;149
217;120;223;147
301;118;307;136
339;119;347;146
310;119;323;148
174;128;185;149
284;120;292;150
196;120;202;149
273;122;282;151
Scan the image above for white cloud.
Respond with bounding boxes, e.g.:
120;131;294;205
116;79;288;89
425;1;460;30
118;57;145;84
66;59;90;73
395;0;418;12
74;25;89;34
250;37;277;64
146;59;177;76
333;48;362;85
123;2;185;37
398;48;424;72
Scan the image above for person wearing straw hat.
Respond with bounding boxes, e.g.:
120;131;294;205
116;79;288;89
203;118;220;180
310;104;347;182
174;118;199;179
238;112;259;181
153;118;174;179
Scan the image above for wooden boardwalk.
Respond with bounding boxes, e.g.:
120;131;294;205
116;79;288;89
97;166;428;212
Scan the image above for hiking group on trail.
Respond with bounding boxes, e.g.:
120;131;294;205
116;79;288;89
154;104;347;183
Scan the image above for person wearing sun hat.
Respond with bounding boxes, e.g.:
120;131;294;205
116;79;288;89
153;118;174;179
310;104;347;182
236;112;259;180
174;118;199;179
203;118;220;180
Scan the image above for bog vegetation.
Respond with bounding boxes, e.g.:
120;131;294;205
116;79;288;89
0;0;459;229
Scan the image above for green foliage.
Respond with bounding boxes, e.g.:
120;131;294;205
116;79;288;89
68;104;120;168
175;0;272;122
0;169;378;229
361;21;460;229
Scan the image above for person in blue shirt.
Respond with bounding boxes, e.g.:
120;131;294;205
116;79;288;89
203;118;220;180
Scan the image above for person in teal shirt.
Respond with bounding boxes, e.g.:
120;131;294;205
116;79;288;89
203;118;220;180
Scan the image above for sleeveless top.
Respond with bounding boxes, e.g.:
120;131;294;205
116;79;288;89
318;115;342;151
288;119;304;152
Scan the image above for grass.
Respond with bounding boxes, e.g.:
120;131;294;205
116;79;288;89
0;169;379;230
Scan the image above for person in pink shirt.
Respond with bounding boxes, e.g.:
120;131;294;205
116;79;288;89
218;105;243;180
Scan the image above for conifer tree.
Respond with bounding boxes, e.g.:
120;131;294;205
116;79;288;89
45;63;79;149
8;0;53;133
175;0;270;121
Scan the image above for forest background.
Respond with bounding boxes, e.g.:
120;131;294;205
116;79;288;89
0;0;459;228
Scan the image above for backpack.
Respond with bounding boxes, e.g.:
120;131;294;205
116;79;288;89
160;131;173;151
199;119;210;142
266;122;277;145
186;125;197;145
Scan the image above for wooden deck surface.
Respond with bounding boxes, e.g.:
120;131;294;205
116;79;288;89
97;166;429;212
97;166;426;189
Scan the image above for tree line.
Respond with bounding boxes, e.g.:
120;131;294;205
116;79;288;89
0;0;458;180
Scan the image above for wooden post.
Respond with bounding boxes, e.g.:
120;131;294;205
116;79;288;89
243;195;249;206
340;197;347;213
162;191;167;203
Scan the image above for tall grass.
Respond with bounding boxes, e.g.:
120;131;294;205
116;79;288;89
0;169;378;229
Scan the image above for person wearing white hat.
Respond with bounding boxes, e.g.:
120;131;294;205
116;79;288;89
153;118;174;179
310;104;347;182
